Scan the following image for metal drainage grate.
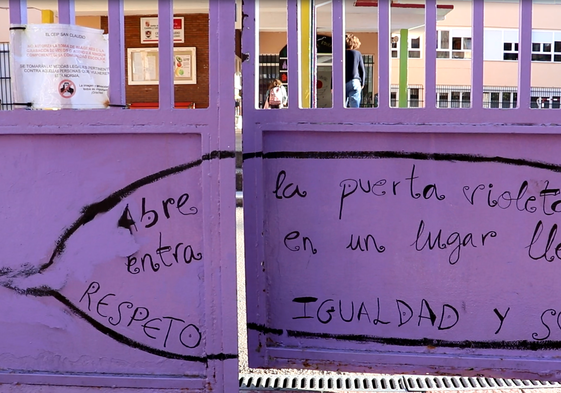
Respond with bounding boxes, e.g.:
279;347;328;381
404;375;561;392
240;373;561;392
239;373;407;392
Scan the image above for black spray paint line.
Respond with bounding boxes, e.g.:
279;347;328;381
52;290;237;362
43;149;235;273
243;150;561;173
247;323;561;351
2;149;236;363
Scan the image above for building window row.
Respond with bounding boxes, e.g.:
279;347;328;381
503;40;561;62
393;29;561;63
390;86;561;109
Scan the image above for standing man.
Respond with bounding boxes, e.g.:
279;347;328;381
345;33;365;108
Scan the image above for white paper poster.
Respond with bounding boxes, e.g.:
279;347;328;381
10;24;109;109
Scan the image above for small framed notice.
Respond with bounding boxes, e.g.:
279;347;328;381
127;47;197;85
140;17;185;44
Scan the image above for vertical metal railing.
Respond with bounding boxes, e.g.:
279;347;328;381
244;1;561;123
0;43;12;110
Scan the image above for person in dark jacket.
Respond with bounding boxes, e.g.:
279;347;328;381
345;33;365;108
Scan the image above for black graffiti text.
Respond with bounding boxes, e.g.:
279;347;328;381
140;192;198;229
526;220;561;262
531;308;561;341
462;181;537;213
462;180;561;217
339;164;445;220
284;231;317;255
126;231;202;274
346;234;386;253
273;170;307;199
412;220;497;265
80;281;202;350
292;296;459;331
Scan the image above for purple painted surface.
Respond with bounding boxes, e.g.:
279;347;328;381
242;0;561;381
248;130;561;379
1;0;238;391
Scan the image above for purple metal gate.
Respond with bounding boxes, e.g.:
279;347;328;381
242;0;561;381
0;1;237;391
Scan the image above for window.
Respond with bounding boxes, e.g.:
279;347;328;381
436;87;471;108
461;92;471;108
483;90;517;109
451;91;461;108
391;36;399;58
503;42;518;60
438;92;449;108
390;86;424;108
437;30;471;59
409;37;421;58
390;92;397;107
391;35;421;59
532;42;552;61
504;37;561;62
410;88;420;107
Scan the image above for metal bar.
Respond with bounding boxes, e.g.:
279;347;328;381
518;0;532;109
108;0;126;108
287;0;299;109
332;0;344;108
9;0;27;24
377;0;390;110
57;0;76;24
208;2;238;389
424;0;436;109
471;0;484;109
158;0;174;109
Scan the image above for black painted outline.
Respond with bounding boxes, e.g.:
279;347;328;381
7;150;237;363
247;323;561;351
44;149;236;273
244;150;561;173
244;149;561;351
53;290;237;362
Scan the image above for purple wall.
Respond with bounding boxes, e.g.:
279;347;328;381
1;0;238;391
242;0;561;381
246;129;561;380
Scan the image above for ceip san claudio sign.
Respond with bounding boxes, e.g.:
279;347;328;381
10;24;109;109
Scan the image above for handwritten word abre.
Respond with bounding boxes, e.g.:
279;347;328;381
526;220;561;262
412;220;497;265
274;170;307;199
80;281;202;349
284;231;317;254
126;232;202;274
141;192;198;229
292;297;459;330
346;234;386;253
339;165;445;220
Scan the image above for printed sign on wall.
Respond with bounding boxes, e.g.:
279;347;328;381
140;17;185;44
10;24;109;109
246;130;561;380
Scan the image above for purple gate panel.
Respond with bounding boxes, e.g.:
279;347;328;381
245;129;561;380
1;0;237;390
0;134;207;371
